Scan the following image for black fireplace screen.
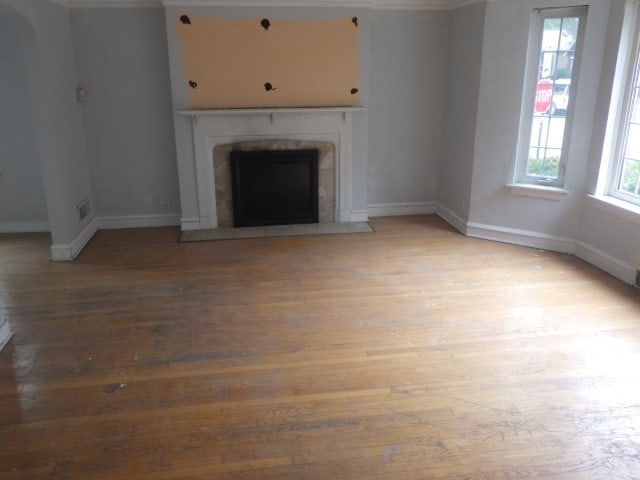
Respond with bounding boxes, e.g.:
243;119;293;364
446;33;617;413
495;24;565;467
230;149;319;227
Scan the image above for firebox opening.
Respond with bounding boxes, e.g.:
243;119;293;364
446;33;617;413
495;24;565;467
230;149;319;227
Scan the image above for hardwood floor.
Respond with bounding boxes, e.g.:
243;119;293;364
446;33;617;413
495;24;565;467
1;215;639;479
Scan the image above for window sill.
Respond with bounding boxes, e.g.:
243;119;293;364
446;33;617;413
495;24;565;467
587;195;640;225
507;184;569;200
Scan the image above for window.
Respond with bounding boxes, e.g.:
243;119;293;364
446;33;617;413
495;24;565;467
606;3;640;207
515;6;588;188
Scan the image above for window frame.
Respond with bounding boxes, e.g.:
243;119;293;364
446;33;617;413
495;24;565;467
514;6;588;188
606;1;640;207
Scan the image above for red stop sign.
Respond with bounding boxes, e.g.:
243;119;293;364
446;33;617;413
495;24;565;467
535;79;553;114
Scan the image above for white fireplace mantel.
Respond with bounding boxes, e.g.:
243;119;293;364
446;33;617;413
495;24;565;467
176;107;366;231
177;107;366;117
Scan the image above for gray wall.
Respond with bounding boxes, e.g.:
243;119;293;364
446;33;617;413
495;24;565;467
438;2;486;222
0;15;48;230
368;10;447;207
70;7;178;219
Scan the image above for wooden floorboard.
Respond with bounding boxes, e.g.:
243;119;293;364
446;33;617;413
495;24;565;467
1;215;639;479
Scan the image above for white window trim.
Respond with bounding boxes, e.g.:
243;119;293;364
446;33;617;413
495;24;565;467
597;0;640;210
507;183;569;200
512;6;588;189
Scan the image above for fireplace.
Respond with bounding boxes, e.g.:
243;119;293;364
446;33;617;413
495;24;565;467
230;149;319;227
175;107;366;231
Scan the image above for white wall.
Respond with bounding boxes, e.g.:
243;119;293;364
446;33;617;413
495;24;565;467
457;0;638;283
578;0;640;273
468;0;610;237
0;0;94;257
438;1;486;224
70;7;179;223
1;0;636;277
0;15;48;232
368;9;447;210
578;204;640;273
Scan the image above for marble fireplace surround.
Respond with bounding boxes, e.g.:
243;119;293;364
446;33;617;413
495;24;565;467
177;107;365;231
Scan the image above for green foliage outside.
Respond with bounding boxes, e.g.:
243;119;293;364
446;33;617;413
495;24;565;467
621;160;640;196
527;156;560;178
552;68;572;80
527;157;639;194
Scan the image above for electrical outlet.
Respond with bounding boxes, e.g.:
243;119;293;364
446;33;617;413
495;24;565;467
77;199;90;221
160;201;169;209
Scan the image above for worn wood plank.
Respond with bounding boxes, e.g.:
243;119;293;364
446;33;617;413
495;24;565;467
1;215;639;479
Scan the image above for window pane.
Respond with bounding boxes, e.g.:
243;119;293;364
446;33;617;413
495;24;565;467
630;90;640;123
615;46;640;202
525;15;580;182
630;59;640;122
620;159;640;196
528;148;561;178
624;123;640;161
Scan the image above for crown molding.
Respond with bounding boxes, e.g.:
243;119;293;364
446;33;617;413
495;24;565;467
58;0;487;10
450;0;485;8
371;0;452;10
59;0;161;6
161;0;452;8
161;0;370;7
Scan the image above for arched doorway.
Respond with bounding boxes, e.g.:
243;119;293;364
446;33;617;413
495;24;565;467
0;13;49;233
0;1;95;260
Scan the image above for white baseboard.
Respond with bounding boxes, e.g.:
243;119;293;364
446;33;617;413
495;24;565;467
2;214;179;235
40;210;640;287
350;209;370;222
51;217;99;261
98;214;180;230
50;214;180;261
180;217;201;231
0;317;12;352
466;221;576;254
575;241;637;286
435;203;468;234
0;220;50;233
435;212;636;286
368;201;436;217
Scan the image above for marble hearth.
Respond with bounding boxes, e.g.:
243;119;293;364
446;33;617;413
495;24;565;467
177;108;365;231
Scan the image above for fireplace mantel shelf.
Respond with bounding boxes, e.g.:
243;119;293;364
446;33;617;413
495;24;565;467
177;107;366;117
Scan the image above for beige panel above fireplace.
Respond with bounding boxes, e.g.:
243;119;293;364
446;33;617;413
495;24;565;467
176;15;360;109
